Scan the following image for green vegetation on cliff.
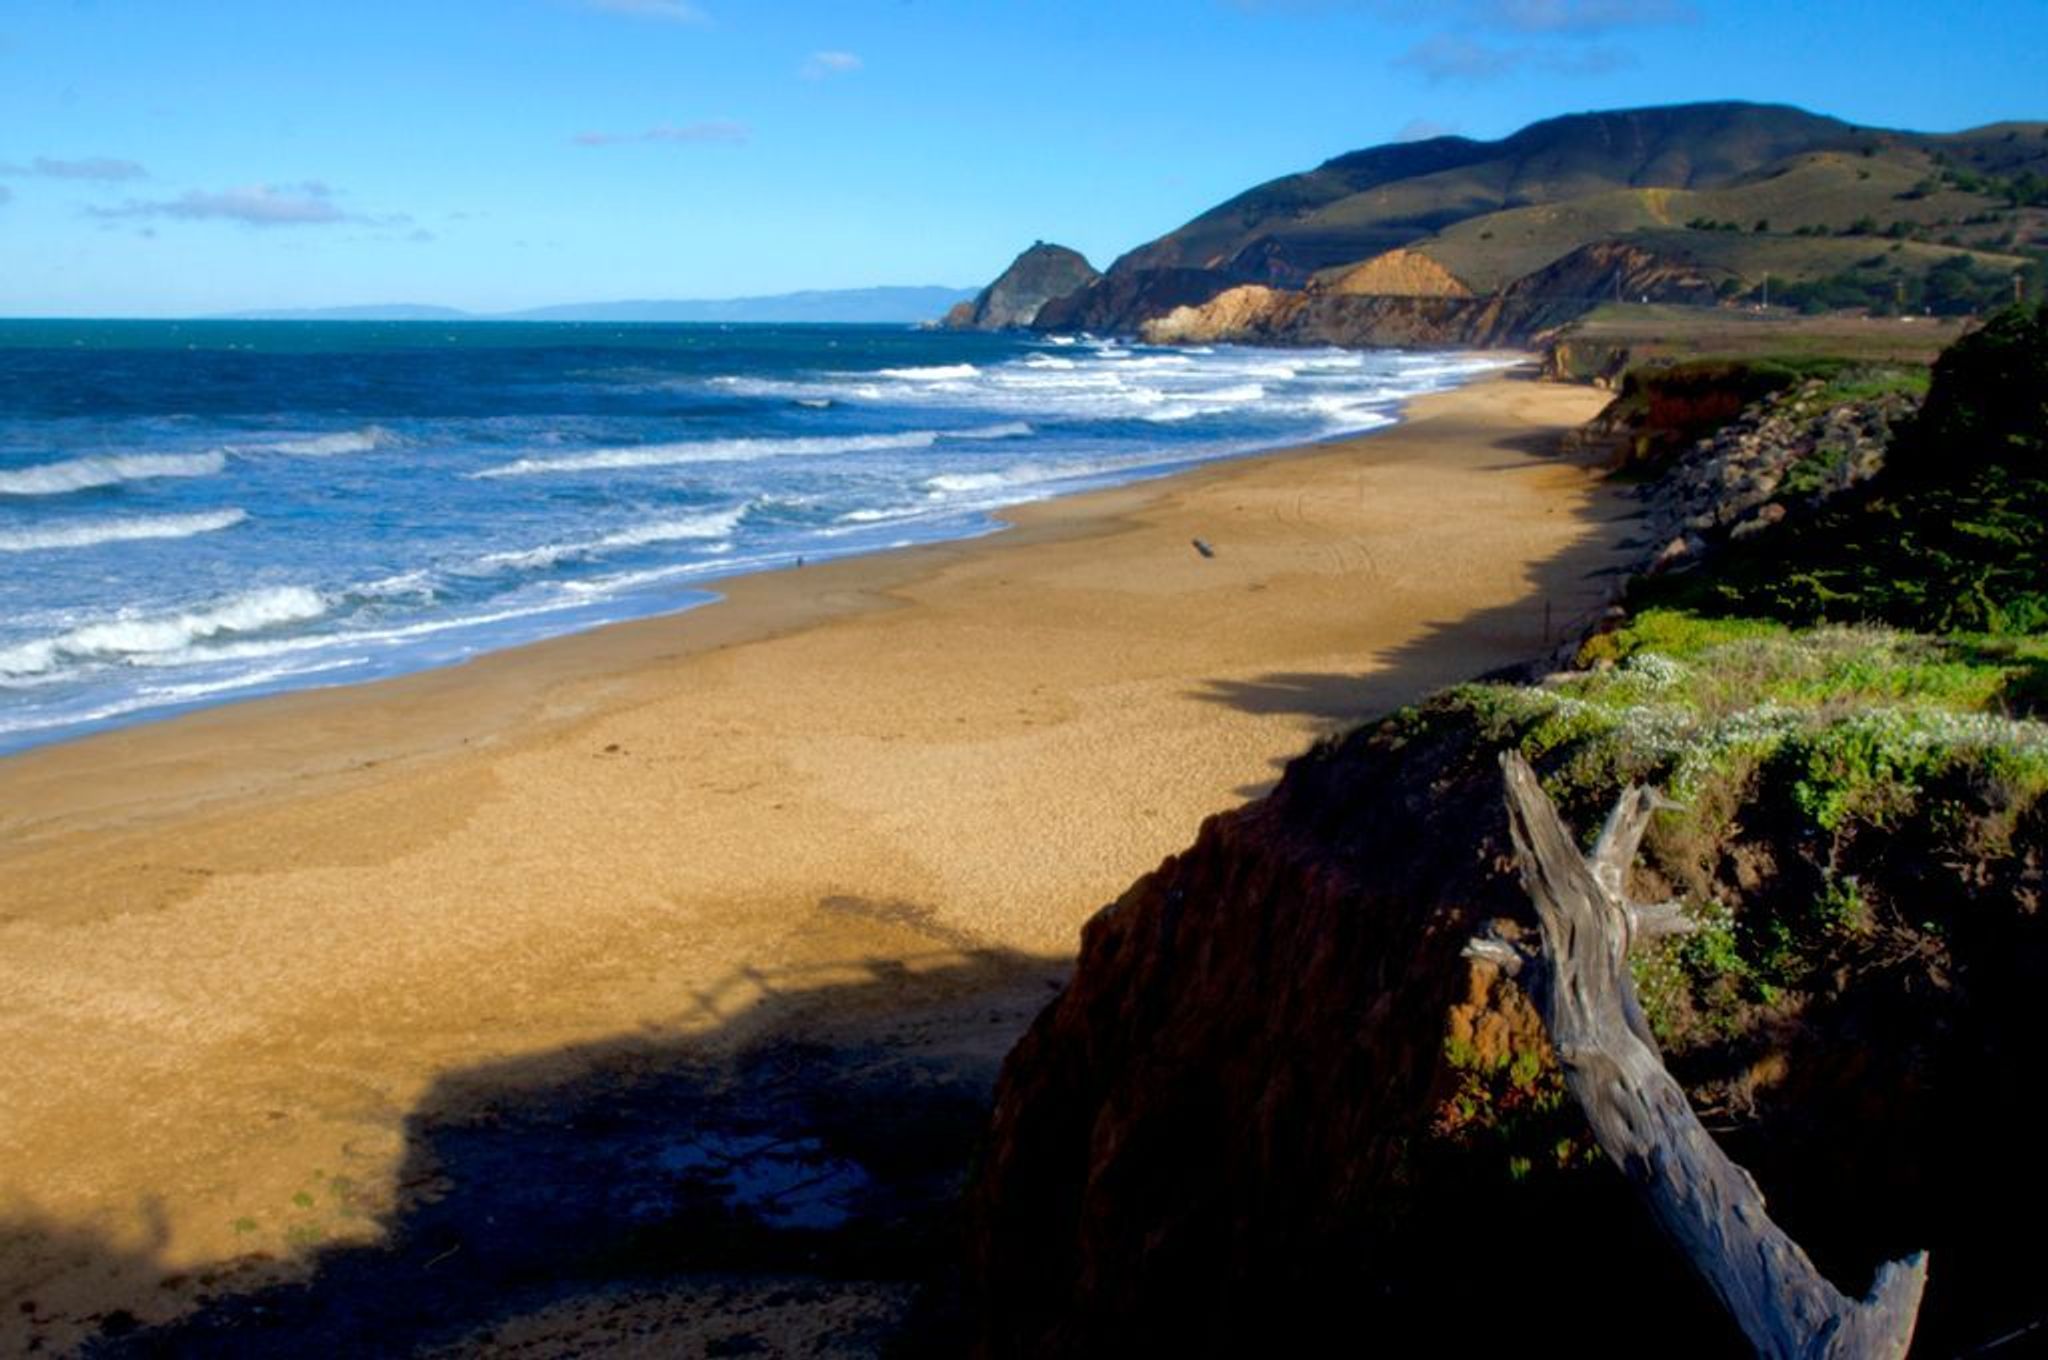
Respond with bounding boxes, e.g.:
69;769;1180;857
1418;305;2048;1057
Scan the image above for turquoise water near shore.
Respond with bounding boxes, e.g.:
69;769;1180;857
0;320;1502;752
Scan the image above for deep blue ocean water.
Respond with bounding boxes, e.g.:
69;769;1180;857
0;320;1502;753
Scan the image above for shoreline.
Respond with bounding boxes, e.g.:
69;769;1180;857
0;368;1629;1350
0;340;1509;764
0;359;1509;843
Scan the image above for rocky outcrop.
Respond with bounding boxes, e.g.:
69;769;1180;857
1142;290;1501;348
1139;285;1302;344
1029;268;1232;335
1506;238;1720;309
1633;380;1919;567
1321;248;1473;298
1130;241;1713;349
946;243;1100;331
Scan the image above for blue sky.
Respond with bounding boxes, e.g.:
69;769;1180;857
2;0;2042;316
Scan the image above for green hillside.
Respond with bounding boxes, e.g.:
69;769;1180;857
1413;144;2038;293
1055;104;2047;341
1111;103;1871;282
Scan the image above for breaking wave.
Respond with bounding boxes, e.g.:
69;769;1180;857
0;585;328;678
0;451;226;497
0;509;248;553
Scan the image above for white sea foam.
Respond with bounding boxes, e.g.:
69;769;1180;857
876;363;979;381
477;431;939;478
472;506;747;572
0;451;227;496
1140;383;1268;422
923;472;1011;495
241;426;397;457
0;585;328;677
0;508;248;553
942;421;1033;441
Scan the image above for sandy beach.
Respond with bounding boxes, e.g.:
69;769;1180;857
0;370;1626;1350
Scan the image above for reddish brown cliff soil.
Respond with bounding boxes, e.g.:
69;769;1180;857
965;699;2046;1357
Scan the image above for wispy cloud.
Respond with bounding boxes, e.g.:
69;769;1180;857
1395;31;1635;80
801;50;862;79
1482;0;1692;32
578;0;710;23
0;185;12;206
1229;0;1688;27
1395;34;1518;80
572;120;750;147
0;155;149;181
1231;0;1684;77
88;182;355;226
1394;117;1460;142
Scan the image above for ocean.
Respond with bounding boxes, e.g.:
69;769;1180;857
0;320;1503;753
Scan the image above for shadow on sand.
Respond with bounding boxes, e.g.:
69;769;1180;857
1192;412;1641;740
11;385;1645;1356
11;942;1063;1357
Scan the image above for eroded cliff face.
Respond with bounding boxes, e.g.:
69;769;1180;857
1321;247;1474;298
964;716;1718;1355
947;244;1101;331
1139;289;1526;349
1028;268;1231;336
1133;240;1716;350
966;696;2045;1356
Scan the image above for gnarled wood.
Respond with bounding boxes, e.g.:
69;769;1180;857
1470;752;1928;1359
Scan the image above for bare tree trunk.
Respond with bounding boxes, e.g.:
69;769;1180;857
1466;752;1928;1359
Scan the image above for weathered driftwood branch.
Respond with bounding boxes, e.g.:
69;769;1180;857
1466;752;1928;1360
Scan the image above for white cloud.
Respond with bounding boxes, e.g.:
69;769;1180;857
89;182;354;226
579;0;710;22
801;50;862;80
572;120;751;147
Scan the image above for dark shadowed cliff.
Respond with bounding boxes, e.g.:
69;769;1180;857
964;328;2048;1356
966;695;2045;1357
943;243;1100;331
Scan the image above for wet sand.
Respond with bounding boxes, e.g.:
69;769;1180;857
0;370;1626;1350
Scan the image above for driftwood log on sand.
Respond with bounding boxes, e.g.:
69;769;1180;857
1466;752;1928;1359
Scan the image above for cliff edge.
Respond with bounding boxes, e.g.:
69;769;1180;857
965;328;2048;1356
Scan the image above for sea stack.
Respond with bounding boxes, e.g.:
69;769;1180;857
944;242;1100;330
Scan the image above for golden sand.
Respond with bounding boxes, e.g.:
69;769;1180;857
0;371;1624;1345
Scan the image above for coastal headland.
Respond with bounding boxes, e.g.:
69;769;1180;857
0;371;1627;1351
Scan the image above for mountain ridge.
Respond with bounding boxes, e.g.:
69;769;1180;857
215;285;977;325
977;101;2047;346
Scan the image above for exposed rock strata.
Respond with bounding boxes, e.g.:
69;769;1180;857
1133;241;1714;349
1320;248;1472;298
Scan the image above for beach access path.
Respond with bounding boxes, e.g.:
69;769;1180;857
0;369;1626;1349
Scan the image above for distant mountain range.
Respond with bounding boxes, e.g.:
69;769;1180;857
216;285;978;325
947;101;2046;346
